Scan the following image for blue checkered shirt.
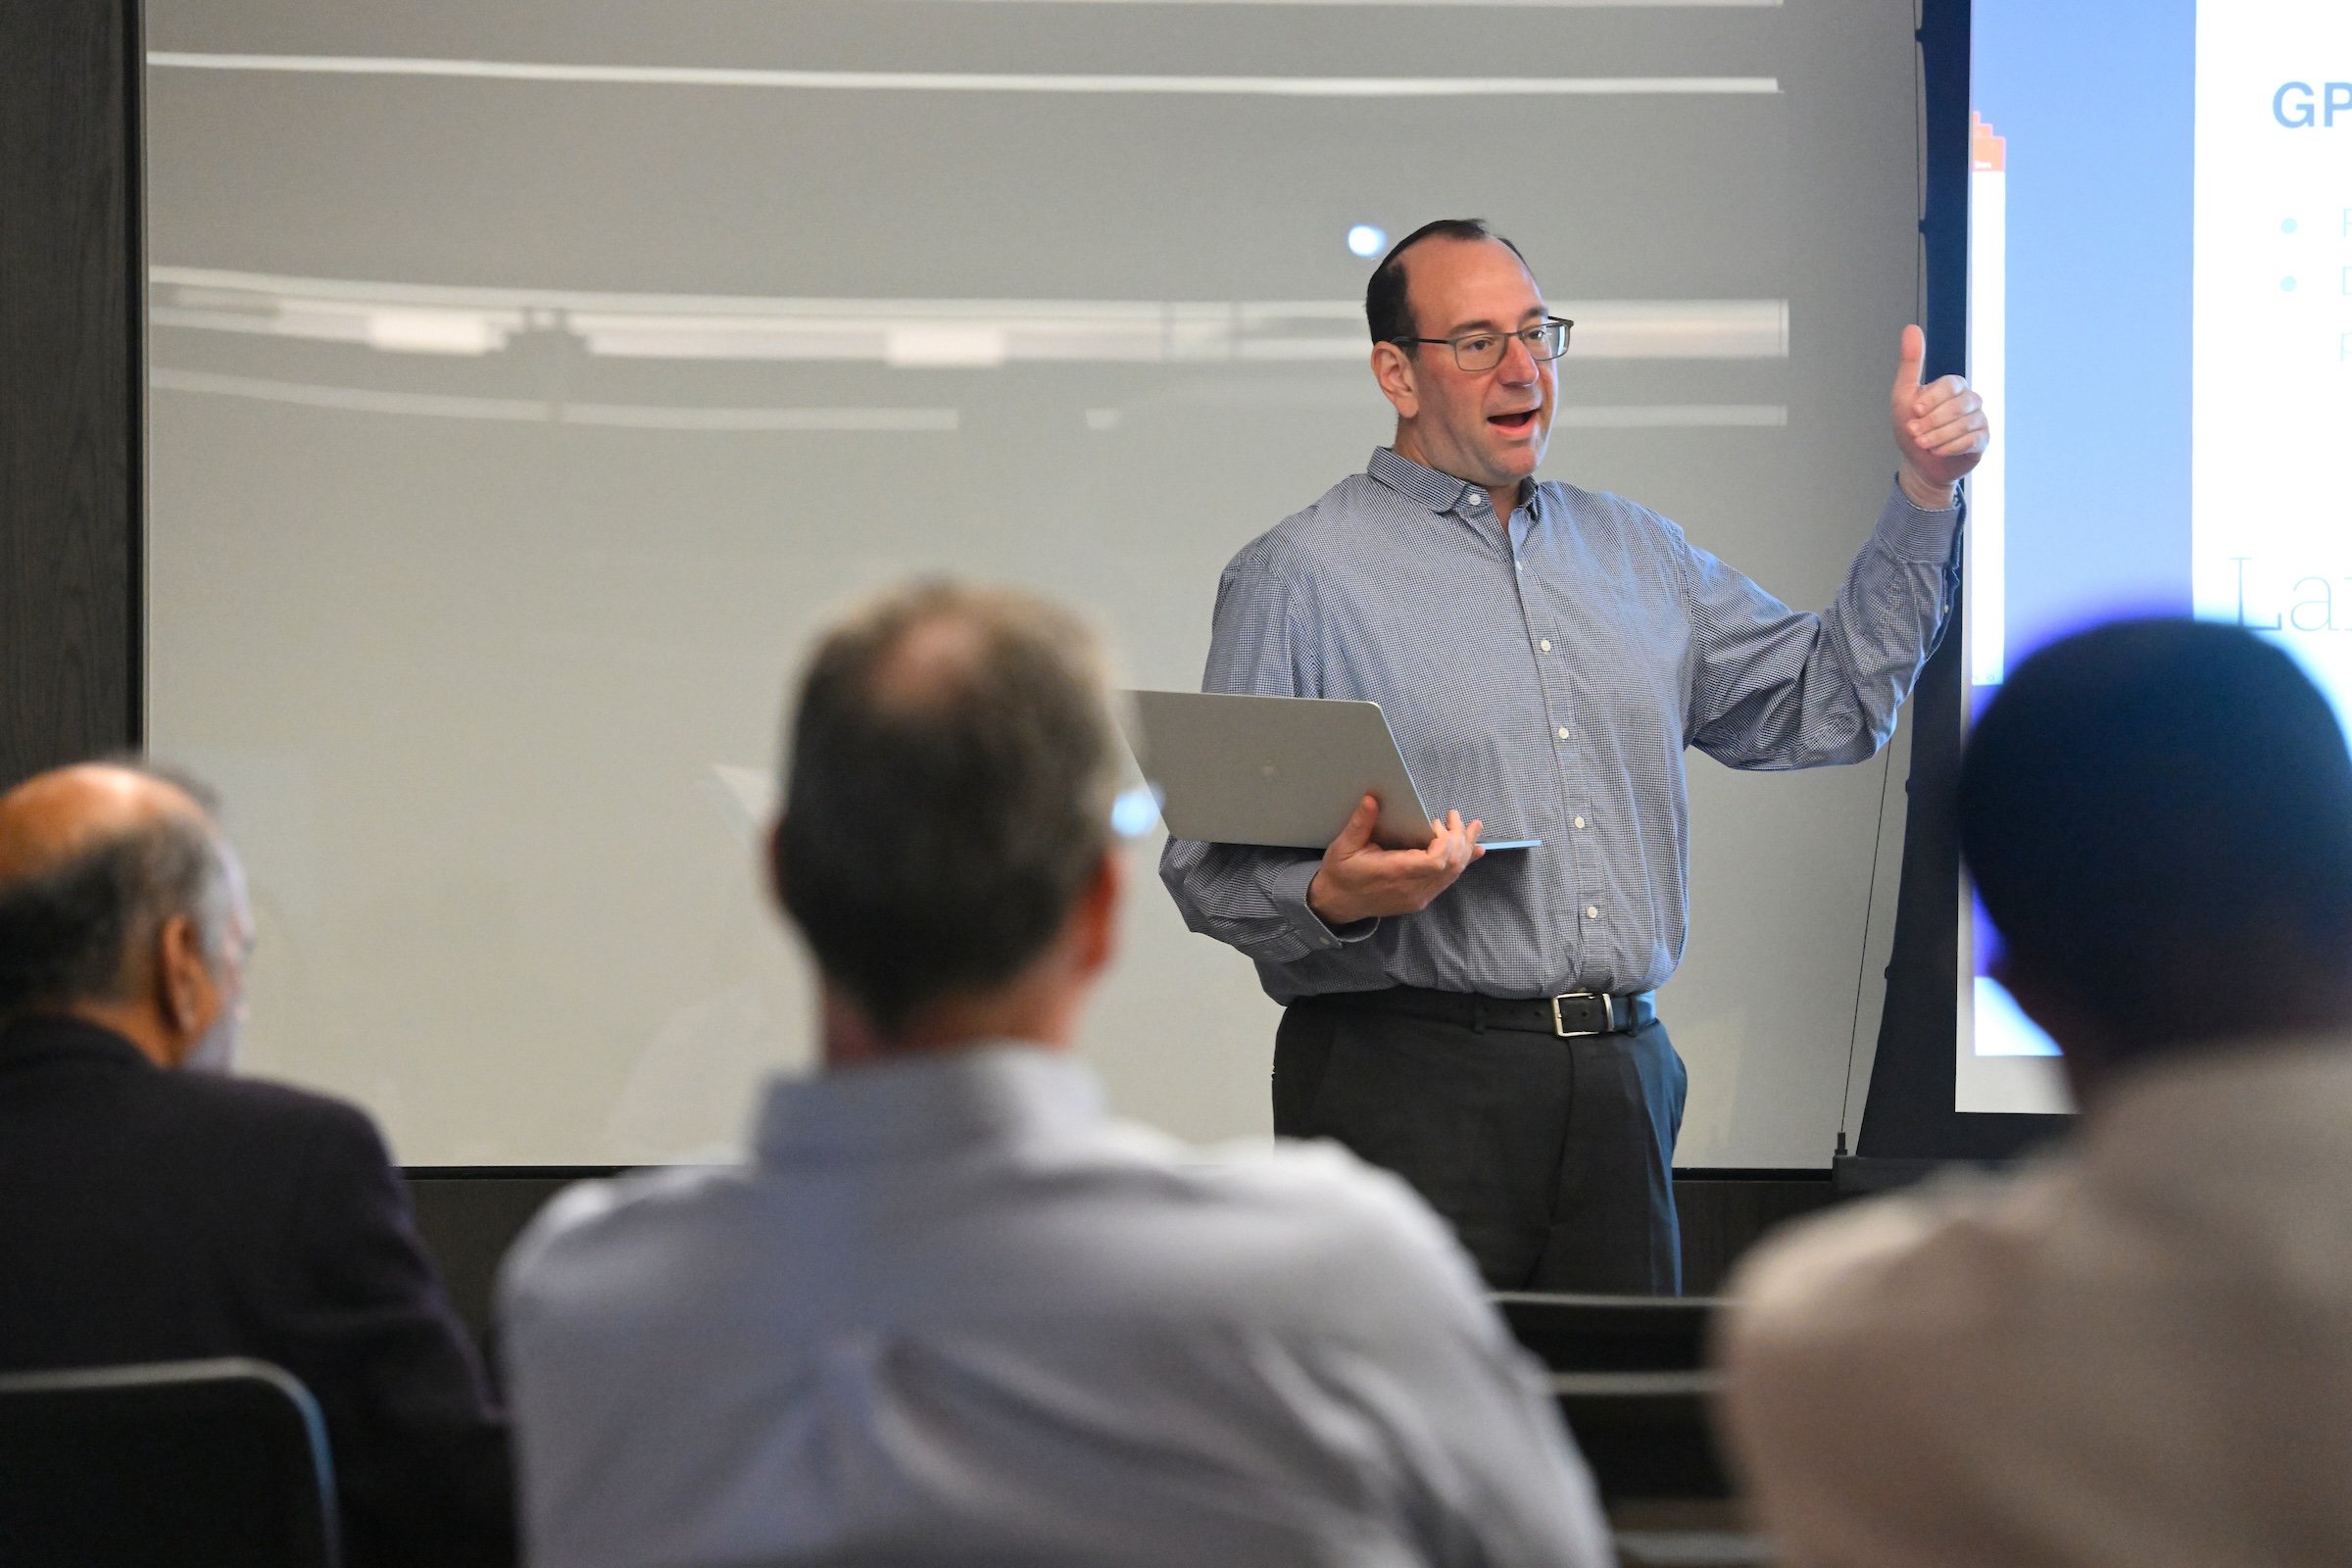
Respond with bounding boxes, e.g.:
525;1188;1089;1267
1158;447;1960;1004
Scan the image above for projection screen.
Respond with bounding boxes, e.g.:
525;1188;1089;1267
147;0;1932;1166
1959;0;2352;1114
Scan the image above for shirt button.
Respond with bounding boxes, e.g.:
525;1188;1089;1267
1540;639;1552;653
1555;726;1570;740
1574;816;1587;829
1586;906;1600;920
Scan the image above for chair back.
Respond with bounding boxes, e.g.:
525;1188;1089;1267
0;1357;339;1568
1550;1369;1732;1504
1494;1291;1718;1372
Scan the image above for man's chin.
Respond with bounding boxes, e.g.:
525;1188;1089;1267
1480;443;1544;487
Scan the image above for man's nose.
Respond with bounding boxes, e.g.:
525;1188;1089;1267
1495;334;1539;383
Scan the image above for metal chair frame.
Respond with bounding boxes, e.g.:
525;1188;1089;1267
0;1356;340;1568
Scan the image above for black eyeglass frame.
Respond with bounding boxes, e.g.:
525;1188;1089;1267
1391;316;1574;372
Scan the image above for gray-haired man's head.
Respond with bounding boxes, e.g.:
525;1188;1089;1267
0;762;251;1070
770;581;1126;1043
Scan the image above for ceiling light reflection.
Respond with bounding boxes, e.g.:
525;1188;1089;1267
149;367;961;430
148;52;1780;98
151;269;1789;366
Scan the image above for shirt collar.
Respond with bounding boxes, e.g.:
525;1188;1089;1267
1365;447;1537;523
752;1042;1104;1168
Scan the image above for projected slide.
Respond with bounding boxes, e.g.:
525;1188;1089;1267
2193;15;2352;666
1963;0;2352;1112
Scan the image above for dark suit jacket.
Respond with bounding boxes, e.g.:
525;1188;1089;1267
0;1014;515;1568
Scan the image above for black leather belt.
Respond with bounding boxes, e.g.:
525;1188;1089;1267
1323;985;1655;1038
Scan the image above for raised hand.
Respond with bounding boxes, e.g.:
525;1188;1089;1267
1889;323;1989;509
1305;795;1485;927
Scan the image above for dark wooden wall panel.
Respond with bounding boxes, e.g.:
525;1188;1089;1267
0;0;141;787
1674;1174;1844;1297
408;1169;1852;1358
407;1172;591;1357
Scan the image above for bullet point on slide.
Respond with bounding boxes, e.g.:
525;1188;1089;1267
2282;276;2298;292
2282;218;2299;234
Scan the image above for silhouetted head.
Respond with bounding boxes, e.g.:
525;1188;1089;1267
1958;618;2352;1101
0;762;251;1070
770;581;1126;1055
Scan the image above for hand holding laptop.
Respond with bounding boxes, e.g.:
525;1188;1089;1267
1306;795;1486;926
1123;692;1537;930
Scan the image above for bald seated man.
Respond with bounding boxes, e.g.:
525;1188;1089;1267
0;763;514;1568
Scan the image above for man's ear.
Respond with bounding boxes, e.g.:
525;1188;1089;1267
1072;849;1124;980
154;912;210;1044
1371;341;1419;419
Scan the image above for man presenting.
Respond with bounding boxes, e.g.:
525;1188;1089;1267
1161;219;1986;1294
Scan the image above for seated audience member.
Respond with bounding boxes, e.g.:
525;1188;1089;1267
0;763;514;1568
499;582;1610;1568
1718;617;2352;1566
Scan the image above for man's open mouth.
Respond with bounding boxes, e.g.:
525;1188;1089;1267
1488;408;1539;434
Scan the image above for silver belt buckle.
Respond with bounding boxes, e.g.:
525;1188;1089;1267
1549;991;1611;1038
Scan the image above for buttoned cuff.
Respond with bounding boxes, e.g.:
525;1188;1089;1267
1873;474;1962;563
1269;858;1380;954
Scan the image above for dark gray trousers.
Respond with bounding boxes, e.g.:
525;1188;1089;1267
1274;995;1688;1295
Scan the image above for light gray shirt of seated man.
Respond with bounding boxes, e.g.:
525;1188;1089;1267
499;1044;1609;1568
1720;1034;2352;1568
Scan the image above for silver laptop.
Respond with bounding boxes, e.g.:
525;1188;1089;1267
1123;690;1539;852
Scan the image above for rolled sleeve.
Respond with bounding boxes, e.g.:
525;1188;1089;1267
1267;858;1378;954
1158;840;1378;964
1684;475;1959;770
1872;472;1965;563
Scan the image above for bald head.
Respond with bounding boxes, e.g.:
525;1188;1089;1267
0;764;215;883
862;609;995;715
0;763;244;1061
774;580;1125;1040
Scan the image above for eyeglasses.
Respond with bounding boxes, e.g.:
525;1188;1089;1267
1395;317;1573;373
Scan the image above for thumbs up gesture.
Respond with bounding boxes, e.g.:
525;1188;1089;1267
1889;324;1988;510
